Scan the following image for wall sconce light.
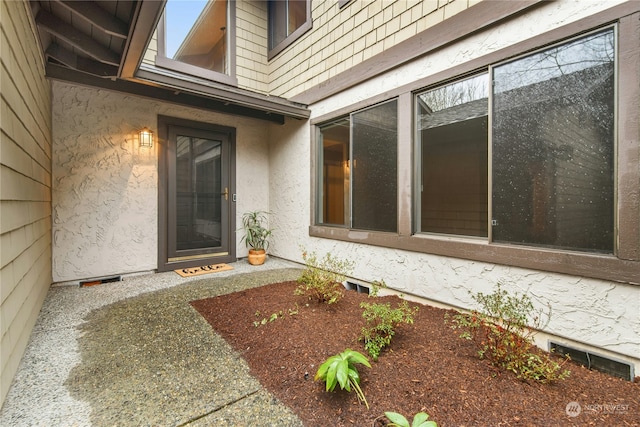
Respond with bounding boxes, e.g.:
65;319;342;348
139;127;153;147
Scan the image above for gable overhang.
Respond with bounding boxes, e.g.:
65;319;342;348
31;0;310;123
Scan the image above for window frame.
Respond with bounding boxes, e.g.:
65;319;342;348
414;72;490;239
487;27;617;254
316;99;399;232
310;5;640;285
267;0;312;61
156;1;237;86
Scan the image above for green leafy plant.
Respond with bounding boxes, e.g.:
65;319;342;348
368;279;387;297
447;282;570;383
385;411;438;427
253;305;298;327
314;349;371;409
240;211;273;251
360;301;418;361
295;249;354;304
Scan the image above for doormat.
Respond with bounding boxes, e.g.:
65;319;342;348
174;263;233;278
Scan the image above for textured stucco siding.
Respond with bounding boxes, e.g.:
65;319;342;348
51;82;271;283
267;0;640;369
0;0;52;406
268;133;640;370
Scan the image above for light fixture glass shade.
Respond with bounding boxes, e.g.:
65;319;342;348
139;128;153;147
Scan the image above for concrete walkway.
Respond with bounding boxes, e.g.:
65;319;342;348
0;258;305;426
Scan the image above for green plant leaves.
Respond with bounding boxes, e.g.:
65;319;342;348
336;358;349;390
295;249;354;304
447;283;570;383
343;349;371;368
385;411;438;427
385;411;410;427
314;349;371;408
360;301;418;360
240;211;273;250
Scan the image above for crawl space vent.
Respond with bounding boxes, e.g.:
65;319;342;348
80;276;122;287
550;341;634;381
344;281;370;295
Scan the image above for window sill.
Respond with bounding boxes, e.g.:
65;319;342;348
155;56;238;87
309;225;639;285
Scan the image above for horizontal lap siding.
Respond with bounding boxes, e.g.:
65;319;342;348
0;0;52;407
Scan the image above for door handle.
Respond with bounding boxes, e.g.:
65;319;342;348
223;187;229;201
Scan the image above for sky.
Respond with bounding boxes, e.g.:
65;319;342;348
165;0;208;58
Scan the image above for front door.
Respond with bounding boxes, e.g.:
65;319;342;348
158;117;236;271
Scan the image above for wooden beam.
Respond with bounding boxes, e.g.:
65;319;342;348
136;69;310;119
120;0;166;78
45;43;76;69
45;63;287;124
57;0;129;39
46;43;118;78
36;9;120;66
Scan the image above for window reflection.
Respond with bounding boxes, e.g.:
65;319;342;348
269;0;308;51
417;74;489;237
492;29;615;252
352;101;398;232
319;119;350;226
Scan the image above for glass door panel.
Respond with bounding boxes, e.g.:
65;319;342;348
175;135;222;251
167;125;231;264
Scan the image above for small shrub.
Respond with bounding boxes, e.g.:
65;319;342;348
385;411;438;427
368;279;387;298
360;301;418;361
447;282;570;383
295;250;354;304
315;349;371;409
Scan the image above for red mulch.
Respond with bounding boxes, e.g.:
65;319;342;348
190;281;639;427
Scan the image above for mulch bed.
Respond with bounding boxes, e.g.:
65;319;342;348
191;281;639;426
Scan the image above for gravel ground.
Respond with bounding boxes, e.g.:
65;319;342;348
0;258;305;427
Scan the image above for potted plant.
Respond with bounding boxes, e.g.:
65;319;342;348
240;210;273;265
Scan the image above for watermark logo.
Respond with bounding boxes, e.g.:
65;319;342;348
584;403;629;415
566;401;630;417
566;401;581;417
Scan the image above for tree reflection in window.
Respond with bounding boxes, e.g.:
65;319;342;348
492;29;615;252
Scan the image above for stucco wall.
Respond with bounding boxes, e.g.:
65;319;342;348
267;0;640;370
0;0;52;406
51;81;271;283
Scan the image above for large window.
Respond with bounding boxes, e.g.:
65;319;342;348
416;74;489;237
157;0;236;84
415;28;615;253
492;30;615;252
311;7;638;284
268;0;312;60
318;100;398;232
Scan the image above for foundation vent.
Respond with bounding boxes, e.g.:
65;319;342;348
344;281;370;295
80;276;122;287
549;341;634;381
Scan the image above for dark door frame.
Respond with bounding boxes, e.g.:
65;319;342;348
157;115;236;272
